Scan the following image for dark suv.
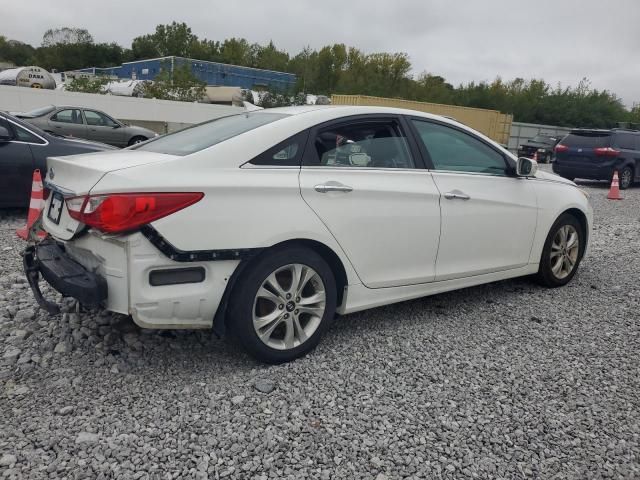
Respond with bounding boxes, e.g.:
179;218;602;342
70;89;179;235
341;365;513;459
553;129;639;189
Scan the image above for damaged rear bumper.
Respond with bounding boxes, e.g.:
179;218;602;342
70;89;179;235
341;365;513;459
23;240;108;314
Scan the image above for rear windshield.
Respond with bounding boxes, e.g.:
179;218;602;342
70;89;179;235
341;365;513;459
134;112;289;156
24;105;56;117
561;133;611;148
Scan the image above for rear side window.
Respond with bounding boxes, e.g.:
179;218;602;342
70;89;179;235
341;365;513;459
135;112;289;156
613;133;637;150
249;131;309;167
13;124;45;144
51;109;83;124
561;133;611;148
305;119;415;169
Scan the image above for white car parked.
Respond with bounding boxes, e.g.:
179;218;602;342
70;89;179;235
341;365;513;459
24;106;593;363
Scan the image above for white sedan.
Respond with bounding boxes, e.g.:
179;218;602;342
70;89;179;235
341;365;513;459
25;106;593;363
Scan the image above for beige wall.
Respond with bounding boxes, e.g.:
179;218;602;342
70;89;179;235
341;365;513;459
332;94;513;144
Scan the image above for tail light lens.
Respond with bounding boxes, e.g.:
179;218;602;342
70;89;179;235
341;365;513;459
554;144;569;153
66;192;204;233
594;147;620;157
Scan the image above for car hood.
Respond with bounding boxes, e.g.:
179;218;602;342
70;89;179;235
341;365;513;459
535;169;576;186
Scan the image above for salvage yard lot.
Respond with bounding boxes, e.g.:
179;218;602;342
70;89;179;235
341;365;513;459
1;166;639;479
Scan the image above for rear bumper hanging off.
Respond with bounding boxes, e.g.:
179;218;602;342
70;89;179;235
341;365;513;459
23;240;108;315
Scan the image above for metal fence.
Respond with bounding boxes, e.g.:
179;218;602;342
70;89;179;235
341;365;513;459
508;122;572;153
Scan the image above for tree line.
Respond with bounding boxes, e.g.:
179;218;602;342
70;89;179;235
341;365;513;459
1;23;638;127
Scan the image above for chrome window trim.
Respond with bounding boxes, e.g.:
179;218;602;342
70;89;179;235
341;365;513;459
5;118;49;146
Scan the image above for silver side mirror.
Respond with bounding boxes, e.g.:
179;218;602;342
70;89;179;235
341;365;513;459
516;157;538;177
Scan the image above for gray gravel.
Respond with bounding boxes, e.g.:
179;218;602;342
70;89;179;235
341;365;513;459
1;171;639;479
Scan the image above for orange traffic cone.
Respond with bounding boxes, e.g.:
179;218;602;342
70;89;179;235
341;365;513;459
16;169;47;240
607;170;623;200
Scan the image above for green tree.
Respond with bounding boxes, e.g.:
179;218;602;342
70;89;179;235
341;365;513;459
0;36;36;65
65;75;109;94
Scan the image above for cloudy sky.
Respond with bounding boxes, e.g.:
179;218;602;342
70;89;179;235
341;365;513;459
3;0;640;106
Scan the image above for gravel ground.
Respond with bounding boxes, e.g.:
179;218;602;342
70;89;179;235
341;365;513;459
1;169;639;479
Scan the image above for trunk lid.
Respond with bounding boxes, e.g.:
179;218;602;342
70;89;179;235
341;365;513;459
43;150;177;240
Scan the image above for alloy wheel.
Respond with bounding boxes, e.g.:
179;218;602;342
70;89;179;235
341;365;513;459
550;225;580;279
620;169;632;189
252;264;326;350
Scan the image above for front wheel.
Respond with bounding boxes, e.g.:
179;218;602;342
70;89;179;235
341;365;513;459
619;167;633;190
128;136;147;146
228;247;337;364
535;214;584;287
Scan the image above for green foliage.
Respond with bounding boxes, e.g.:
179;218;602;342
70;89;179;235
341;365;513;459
2;23;638;125
65;76;109;94
0;36;36;65
142;63;206;102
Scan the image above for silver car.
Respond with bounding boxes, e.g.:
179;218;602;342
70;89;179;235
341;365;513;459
16;105;158;148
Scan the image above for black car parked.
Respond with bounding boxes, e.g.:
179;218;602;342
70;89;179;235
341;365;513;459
0;112;115;208
552;128;639;189
517;134;561;163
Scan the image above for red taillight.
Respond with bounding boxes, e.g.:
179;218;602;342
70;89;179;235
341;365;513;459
554;144;569;153
66;192;204;233
594;147;620;157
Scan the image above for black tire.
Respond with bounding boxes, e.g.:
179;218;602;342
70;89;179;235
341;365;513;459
619;166;633;190
535;213;584;288
227;246;337;364
128;136;147;146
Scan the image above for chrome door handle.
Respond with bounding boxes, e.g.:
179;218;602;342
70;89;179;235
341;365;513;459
443;191;471;200
314;182;353;193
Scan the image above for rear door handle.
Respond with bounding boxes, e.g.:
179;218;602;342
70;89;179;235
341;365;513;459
314;182;353;193
443;191;471;201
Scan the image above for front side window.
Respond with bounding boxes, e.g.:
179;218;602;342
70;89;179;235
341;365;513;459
51;109;83;124
135;112;289;156
412;120;507;175
84;110;118;127
305;119;415;169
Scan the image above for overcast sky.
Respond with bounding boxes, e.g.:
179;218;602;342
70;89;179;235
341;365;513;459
3;0;640;106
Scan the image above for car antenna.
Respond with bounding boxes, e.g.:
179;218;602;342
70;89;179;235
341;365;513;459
243;101;263;115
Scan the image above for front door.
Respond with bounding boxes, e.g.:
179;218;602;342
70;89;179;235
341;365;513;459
299;116;441;288
83;110;125;146
0;117;35;207
409;118;537;281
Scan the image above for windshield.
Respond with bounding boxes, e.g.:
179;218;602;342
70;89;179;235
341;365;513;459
24;105;56;117
134;112;289;156
531;135;557;144
562;132;611;148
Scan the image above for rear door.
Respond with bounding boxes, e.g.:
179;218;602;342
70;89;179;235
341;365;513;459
83;110;125;146
47;108;87;139
0;117;36;207
299;115;442;288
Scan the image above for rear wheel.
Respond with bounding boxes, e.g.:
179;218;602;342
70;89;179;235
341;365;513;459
535;214;584;287
228;246;337;364
619;166;633;190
